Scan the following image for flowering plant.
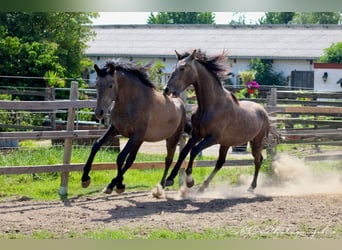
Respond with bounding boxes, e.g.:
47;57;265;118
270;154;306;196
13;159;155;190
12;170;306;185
236;70;260;98
246;80;260;96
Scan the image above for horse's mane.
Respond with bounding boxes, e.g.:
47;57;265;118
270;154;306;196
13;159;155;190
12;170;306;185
179;49;230;84
179;49;238;105
101;60;156;89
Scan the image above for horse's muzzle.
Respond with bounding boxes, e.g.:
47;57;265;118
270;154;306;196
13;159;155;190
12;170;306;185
163;87;170;96
163;87;178;97
94;109;104;120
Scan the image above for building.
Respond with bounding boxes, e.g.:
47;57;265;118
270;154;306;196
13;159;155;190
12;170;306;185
86;24;342;91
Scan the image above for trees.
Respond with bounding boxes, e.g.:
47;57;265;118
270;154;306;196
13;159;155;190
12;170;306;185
0;12;98;98
320;42;342;63
249;58;286;86
259;12;295;24
290;12;341;24
259;12;341;24
147;12;215;24
0;26;64;95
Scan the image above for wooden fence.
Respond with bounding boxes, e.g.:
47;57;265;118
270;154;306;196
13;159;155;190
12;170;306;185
1;84;342;196
266;89;342;146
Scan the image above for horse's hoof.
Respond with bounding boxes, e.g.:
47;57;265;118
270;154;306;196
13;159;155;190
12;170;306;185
81;176;91;188
247;186;255;193
81;179;91;188
164;179;174;187
115;184;125;194
102;187;113;194
115;187;125;194
186;176;194;188
186;180;194;188
198;186;205;193
185;175;195;188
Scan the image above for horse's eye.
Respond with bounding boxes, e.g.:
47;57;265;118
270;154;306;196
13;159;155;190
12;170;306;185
109;84;113;88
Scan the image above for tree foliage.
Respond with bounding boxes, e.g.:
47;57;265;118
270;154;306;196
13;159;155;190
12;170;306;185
290;12;341;24
249;59;286;86
260;12;341;24
147;12;215;24
320;42;342;63
0;12;98;99
259;12;295;24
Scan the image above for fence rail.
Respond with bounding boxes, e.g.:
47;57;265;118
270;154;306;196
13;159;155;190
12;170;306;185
1;85;342;196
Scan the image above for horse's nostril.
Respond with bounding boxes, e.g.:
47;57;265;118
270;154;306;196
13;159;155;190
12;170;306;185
163;87;169;95
95;109;104;120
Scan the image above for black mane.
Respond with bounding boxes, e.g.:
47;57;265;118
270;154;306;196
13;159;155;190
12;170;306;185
100;60;156;89
179;49;229;84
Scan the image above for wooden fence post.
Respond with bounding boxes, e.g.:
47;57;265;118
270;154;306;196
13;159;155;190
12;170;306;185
267;87;278;157
59;81;78;196
269;87;277;107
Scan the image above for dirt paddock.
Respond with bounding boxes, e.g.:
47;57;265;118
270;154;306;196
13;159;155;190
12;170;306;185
0;146;341;238
0;185;341;238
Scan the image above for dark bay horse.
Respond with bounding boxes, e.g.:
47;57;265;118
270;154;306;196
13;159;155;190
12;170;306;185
81;61;188;194
164;49;277;192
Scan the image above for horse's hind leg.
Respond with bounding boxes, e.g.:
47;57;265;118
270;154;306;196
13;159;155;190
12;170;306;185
81;125;116;188
198;145;229;192
160;136;178;188
165;133;201;187
249;139;264;191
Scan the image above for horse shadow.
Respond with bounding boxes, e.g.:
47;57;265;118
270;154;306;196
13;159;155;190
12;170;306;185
90;191;273;223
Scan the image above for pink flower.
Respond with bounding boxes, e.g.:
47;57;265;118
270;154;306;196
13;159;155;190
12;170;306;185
246;81;260;90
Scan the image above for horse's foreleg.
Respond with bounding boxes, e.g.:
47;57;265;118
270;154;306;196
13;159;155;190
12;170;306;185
165;134;200;186
185;135;217;188
198;145;229;193
103;138;143;194
81;125;116;188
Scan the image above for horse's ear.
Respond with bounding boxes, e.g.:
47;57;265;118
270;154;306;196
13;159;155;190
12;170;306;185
141;62;152;72
175;50;181;60
94;64;100;74
108;63;115;75
190;49;197;60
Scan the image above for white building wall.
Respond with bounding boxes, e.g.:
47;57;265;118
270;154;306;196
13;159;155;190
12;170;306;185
88;56;321;89
314;65;342;92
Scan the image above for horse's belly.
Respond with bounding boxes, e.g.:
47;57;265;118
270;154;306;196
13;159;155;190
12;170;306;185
144;121;179;141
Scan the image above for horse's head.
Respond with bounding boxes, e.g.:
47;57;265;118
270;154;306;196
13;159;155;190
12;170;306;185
163;49;197;97
94;64;117;120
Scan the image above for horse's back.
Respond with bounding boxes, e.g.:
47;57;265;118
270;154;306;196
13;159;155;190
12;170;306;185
239;100;269;119
144;92;186;141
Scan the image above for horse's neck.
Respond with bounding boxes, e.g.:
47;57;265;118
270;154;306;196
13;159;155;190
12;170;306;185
193;67;229;110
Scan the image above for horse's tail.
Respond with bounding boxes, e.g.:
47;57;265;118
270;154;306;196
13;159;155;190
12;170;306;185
268;123;280;144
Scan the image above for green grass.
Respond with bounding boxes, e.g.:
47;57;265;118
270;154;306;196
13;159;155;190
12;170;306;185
2;223;341;239
1;142;341;201
0;143;256;201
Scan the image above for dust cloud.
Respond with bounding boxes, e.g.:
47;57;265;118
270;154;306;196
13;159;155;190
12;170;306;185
176;153;342;199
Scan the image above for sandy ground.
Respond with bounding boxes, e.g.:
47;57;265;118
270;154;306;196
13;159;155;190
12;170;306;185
0;190;341;239
0;141;341;239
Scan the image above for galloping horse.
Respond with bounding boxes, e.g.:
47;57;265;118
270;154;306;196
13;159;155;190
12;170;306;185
81;61;188;194
164;49;276;192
